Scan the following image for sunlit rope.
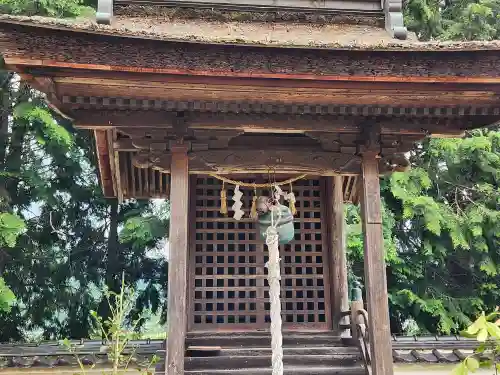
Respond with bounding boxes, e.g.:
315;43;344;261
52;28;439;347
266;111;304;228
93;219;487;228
208;173;306;188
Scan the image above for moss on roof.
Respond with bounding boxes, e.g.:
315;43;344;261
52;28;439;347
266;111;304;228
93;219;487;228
1;13;500;51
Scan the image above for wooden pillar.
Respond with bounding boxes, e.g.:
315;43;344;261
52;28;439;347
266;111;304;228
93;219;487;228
166;144;189;375
360;154;394;375
328;176;349;335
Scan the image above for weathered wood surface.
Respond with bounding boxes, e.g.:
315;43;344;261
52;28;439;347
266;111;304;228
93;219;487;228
166;144;190;375
360;152;394;375
94;129;114;198
53;80;500;108
183;331;365;375
3;21;500;81
125;148;410;175
114;0;382;12
329;176;349;335
72;110;478;137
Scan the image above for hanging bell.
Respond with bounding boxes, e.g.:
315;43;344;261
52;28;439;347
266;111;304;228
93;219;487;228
255;196;295;245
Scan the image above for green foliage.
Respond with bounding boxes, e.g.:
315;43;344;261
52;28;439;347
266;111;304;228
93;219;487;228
443;0;500;40
0;0;94;17
119;202;170;248
378;130;500;334
62;274;159;374
452;310;500;374
0;212;25;248
13;102;73;149
404;0;443;40
0;277;15;312
405;0;500;40
0;74;168;341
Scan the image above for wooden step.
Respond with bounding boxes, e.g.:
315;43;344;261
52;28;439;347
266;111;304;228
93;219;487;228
202;346;360;357
186;354;363;370
185;365;366;375
186;332;343;348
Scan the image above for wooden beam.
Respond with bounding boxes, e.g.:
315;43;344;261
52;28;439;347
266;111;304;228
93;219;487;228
105;129;118;198
72;109;471;136
360;153;394;375
9;57;500;84
94;129;114;197
75;110;362;133
329;176;349;335
166;144;190;375
46;68;500;92
111;130;124;204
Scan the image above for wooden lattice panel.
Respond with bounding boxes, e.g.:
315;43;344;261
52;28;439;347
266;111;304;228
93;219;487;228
119;152;170;199
190;176;331;331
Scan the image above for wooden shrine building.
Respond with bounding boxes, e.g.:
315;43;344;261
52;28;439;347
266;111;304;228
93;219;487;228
1;1;500;373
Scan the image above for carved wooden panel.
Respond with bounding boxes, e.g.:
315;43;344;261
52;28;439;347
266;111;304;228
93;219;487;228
190;175;331;331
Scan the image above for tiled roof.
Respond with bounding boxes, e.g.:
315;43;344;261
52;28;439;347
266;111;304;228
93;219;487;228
0;336;482;368
391;335;485;364
0;339;163;369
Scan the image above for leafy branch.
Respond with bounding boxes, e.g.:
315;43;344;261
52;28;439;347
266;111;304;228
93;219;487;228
452;309;500;375
62;274;159;374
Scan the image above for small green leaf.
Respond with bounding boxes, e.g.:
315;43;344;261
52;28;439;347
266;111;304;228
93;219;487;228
485;311;500;321
465;357;480;372
452;362;468;375
486;322;500;339
474;343;486;353
477;328;488;342
467;314;487;335
479;359;493;368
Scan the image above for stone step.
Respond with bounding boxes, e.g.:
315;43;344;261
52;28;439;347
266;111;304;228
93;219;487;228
185;365;367;375
186;354;363;370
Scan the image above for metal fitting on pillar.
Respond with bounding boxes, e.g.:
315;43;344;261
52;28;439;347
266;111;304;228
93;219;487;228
350;281;365;340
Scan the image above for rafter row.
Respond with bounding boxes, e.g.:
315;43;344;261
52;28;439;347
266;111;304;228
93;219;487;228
62;95;500;117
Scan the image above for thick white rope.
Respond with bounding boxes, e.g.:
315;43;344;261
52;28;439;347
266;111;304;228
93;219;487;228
265;206;284;375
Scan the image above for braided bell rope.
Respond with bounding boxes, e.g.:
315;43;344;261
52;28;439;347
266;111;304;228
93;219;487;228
265;207;284;375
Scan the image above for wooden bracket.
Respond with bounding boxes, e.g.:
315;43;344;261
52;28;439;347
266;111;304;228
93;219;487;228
96;0;113;24
358;124;382;157
384;0;408;40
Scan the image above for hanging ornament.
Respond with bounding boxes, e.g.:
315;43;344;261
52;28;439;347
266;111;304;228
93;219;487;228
273;184;284;202
285;182;297;216
220;182;228;216
232;185;244;221
250;186;258;220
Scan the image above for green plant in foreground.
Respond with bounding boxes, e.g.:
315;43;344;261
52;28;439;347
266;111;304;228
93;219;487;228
452;309;500;375
62;274;158;374
0;208;25;312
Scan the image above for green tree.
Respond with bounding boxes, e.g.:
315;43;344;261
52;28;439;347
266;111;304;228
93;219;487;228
405;0;500;40
0;0;94;17
0;72;168;341
383;130;499;334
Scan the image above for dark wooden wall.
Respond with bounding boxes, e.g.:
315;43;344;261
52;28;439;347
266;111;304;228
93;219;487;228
188;175;332;332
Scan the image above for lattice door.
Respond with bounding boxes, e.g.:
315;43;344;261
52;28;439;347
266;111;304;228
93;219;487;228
190;176;331;331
